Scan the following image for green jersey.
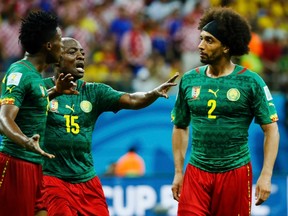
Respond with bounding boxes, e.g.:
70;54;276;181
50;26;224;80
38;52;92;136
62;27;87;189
42;78;125;183
0;60;49;164
171;65;278;172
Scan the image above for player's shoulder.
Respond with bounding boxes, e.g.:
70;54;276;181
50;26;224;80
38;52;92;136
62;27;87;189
234;65;264;82
81;80;105;88
6;60;40;83
9;60;35;73
3;61;38;86
80;80;114;92
182;66;207;79
235;65;256;76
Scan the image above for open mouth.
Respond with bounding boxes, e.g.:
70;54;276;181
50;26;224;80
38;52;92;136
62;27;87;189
76;62;84;69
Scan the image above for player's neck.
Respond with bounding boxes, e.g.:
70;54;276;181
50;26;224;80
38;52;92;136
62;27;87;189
207;61;235;78
23;52;49;73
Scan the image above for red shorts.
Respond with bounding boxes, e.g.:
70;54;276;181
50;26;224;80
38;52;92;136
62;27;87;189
178;163;252;216
42;175;109;216
0;152;45;216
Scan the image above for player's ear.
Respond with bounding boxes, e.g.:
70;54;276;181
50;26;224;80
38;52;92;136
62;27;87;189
223;45;230;54
46;42;52;50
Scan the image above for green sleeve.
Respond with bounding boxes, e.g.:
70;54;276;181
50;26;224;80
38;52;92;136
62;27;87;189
171;78;191;128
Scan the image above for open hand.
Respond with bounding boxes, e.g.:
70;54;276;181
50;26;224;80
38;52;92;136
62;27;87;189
24;134;55;159
55;73;79;95
154;72;179;98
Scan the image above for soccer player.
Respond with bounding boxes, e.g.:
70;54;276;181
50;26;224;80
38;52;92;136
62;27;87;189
41;37;178;216
0;11;77;216
171;7;279;216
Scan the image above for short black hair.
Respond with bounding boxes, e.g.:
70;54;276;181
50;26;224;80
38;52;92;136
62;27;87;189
198;7;251;56
19;10;59;54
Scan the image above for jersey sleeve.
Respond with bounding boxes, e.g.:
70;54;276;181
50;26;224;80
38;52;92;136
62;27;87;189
171;78;191;128
90;83;125;113
251;74;278;125
1;70;29;107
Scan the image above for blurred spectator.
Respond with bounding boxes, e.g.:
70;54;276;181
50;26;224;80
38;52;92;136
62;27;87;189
103;161;117;177
173;1;203;71
120;14;152;75
164;8;182;61
261;34;282;63
0;5;22;71
239;32;264;75
132;52;178;93
89;3;112;46
150;21;170;59
95;0;118;27
145;0;181;22
261;36;283;90
61;3;95;60
106;60;134;92
115;0;144;16
249;31;264;57
108;5;133;59
115;146;146;177
0;0;287;93
83;51;110;83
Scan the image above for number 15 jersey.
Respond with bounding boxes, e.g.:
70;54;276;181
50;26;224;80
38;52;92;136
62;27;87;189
42;78;125;183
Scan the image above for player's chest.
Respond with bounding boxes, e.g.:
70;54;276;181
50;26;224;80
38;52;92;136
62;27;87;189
23;80;48;109
48;95;93;117
184;81;251;115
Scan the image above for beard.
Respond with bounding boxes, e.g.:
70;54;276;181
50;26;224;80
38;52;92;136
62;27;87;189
200;54;221;65
200;58;213;64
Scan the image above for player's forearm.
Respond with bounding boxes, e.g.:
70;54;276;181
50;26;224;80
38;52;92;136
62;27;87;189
0;117;29;147
260;123;279;177
127;90;160;109
172;126;189;173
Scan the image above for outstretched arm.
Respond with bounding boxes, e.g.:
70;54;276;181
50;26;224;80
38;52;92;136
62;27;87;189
171;125;189;201
255;122;279;205
118;73;179;110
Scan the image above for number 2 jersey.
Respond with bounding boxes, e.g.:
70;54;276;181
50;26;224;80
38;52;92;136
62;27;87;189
171;65;278;172
0;60;49;164
42;78;125;183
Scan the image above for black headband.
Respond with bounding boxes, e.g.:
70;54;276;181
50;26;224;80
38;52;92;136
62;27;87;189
202;20;225;44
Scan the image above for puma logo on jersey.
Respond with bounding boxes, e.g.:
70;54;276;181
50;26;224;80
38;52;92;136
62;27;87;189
6;86;15;93
208;89;219;97
65;104;75;113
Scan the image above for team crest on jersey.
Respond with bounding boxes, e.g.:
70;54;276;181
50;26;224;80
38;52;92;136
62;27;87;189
227;88;240;101
80;100;92;113
191;86;201;99
49;99;58;112
7;72;22;86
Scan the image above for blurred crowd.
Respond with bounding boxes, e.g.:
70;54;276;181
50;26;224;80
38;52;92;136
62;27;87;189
0;0;287;93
